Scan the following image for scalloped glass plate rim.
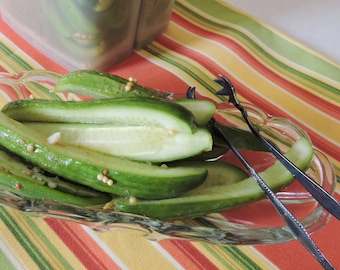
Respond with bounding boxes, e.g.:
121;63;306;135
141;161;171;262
0;69;336;246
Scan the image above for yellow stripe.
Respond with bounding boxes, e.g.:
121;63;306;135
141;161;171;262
237;246;280;269
193;243;279;270
96;230;178;269
33;218;86;269
0;91;12;109
136;42;251;105
193;243;244;269
0;231;29;269
0;33;42;73
9;211;67;269
0;210;38;268
2;209;88;269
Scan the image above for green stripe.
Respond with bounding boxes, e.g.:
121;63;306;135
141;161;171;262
0;206;54;270
226;246;263;270
144;46;214;92
204;244;263;270
23;214;74;269
0;41;34;72
143;45;229;102
27;82;63;100
0;250;16;270
174;0;339;100
188;218;263;269
0;44;19;72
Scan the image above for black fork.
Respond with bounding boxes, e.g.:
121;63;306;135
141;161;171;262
201;74;337;269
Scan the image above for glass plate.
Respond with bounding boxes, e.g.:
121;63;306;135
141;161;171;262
0;70;336;245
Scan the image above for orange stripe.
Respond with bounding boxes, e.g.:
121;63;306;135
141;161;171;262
159;239;219;270
45;218;121;270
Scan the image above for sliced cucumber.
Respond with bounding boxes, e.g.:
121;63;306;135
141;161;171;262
23;122;212;162
112;137;313;219
0;112;207;199
54;70;167;99
208;120;271;152
175;99;216;126
54;70;216;126
2;97;197;134
167;161;248;191
0;149;111;206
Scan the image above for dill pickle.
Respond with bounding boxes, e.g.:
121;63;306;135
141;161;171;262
0;149;111;206
0;111;207;199
2;97;197;134
54;70;168;99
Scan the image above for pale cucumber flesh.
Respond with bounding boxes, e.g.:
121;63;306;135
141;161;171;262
24;122;213;162
174;99;216;126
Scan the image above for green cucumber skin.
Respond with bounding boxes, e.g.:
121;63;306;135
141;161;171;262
54;70;167;99
0;150;111;206
2;97;196;134
55;71;216;126
113;137;313;219
0;112;207;199
0;149;109;199
0;171;110;206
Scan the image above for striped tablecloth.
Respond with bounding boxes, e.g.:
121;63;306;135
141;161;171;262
0;1;339;269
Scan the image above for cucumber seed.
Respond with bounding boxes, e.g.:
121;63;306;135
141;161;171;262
124;85;132;92
128;77;137;83
102;175;109;184
26;144;35;152
97;173;104;181
32;166;41;173
47;181;58;189
24;169;33;176
47;132;61;144
129;196;137;204
168;129;176;136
